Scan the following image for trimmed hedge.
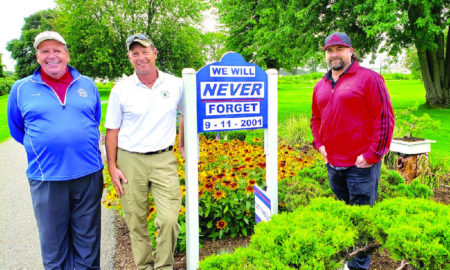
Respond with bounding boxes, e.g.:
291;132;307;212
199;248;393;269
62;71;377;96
200;197;449;269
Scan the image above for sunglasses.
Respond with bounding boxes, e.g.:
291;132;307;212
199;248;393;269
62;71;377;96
126;33;151;44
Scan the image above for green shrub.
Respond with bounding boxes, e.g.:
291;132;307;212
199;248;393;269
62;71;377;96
200;247;291;270
0;77;16;96
397;178;434;199
227;131;247;141
279;163;333;212
241;198;366;269
378;169;433;200
201;197;450;270
371;198;449;269
202;132;218;140
382;73;418;80
279;114;313;148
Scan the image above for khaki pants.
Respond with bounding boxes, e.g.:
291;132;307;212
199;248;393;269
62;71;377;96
117;149;181;270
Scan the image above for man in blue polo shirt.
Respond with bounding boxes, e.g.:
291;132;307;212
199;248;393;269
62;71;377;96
7;31;103;269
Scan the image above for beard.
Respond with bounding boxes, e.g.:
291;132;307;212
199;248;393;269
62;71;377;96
328;58;347;71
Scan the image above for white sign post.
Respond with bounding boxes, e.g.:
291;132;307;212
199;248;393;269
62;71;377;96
182;68;200;270
264;69;278;214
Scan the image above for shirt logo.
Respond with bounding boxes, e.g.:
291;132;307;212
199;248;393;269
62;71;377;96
78;89;88;98
32;93;41;96
161;90;170;98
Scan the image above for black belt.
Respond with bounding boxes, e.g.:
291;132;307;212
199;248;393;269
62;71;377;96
142;145;173;155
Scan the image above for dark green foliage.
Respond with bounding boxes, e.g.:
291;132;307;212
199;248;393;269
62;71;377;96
378;168;433;201
217;0;449;106
6;9;56;79
227;131;247;141
279;164;333;212
0;54;5;78
56;0;208;79
0;77;16;96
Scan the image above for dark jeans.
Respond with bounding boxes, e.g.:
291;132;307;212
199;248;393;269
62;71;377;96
326;162;381;270
29;169;104;270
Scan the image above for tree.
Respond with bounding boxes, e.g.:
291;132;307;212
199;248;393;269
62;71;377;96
404;46;421;79
0;54;5;78
55;0;209;79
201;32;228;63
6;10;56;79
217;0;449;106
357;0;449;107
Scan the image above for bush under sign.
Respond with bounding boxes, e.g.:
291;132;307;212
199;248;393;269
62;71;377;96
196;52;268;132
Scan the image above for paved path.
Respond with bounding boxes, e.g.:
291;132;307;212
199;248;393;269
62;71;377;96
0;139;116;269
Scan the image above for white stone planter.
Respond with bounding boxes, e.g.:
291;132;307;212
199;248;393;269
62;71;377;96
390;138;436;155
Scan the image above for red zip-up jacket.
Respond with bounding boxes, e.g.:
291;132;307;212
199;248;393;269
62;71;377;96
310;62;394;167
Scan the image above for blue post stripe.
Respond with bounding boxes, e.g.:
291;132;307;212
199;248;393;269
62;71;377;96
254;186;271;209
255;214;261;223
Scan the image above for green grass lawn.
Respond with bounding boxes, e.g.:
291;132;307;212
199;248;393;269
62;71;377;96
1;79;448;157
278;79;449;157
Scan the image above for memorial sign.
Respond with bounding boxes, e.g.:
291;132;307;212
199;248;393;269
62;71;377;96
196;52;268;132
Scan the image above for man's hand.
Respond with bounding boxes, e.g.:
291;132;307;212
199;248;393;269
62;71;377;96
318;145;328;164
355;154;373;168
109;166;128;197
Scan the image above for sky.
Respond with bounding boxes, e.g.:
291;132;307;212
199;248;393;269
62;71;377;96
0;0;56;71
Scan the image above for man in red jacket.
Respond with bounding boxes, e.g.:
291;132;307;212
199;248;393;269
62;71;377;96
310;32;394;270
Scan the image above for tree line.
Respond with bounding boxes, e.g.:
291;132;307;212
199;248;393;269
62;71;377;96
5;0;449;106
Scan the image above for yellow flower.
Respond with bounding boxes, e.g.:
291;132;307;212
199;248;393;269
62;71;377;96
247;179;256;186
230;182;238;190
179;205;186;215
203;182;214;192
245;185;254;195
216;220;227;229
180;185;186;197
212;190;226;201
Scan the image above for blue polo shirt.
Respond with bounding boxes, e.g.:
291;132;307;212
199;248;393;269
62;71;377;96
7;66;103;181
